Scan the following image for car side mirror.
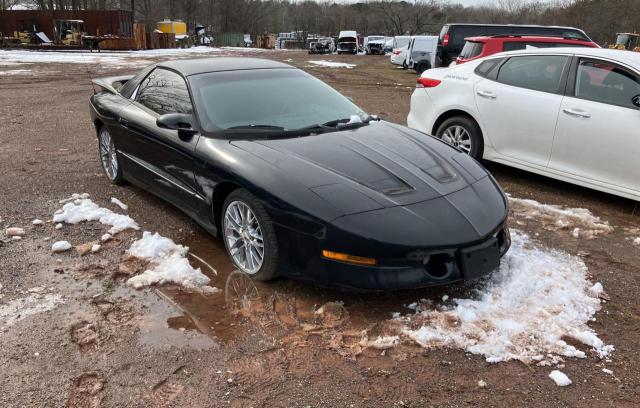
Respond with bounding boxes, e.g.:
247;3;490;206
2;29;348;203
157;113;197;134
632;95;640;108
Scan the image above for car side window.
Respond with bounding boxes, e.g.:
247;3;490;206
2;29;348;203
136;68;193;115
475;58;501;78
497;55;568;93
574;59;640;109
119;64;155;99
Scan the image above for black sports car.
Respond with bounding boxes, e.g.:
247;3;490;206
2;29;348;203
89;57;510;291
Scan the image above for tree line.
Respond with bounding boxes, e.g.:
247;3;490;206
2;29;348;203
4;0;640;45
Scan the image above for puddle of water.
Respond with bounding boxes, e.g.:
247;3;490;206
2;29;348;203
160;231;476;346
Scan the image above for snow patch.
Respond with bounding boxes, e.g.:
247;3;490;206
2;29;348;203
53;198;139;235
509;197;613;239
308;60;356;69
126;232;218;294
51;241;72;253
110;197;128;211
549;370;572;386
633;237;640;246
0;293;64;329
402;231;613;364
32;219;44;225
365;335;400;350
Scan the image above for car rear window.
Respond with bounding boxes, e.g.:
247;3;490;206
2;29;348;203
460;41;484;59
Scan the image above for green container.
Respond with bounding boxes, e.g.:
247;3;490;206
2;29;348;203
215;33;245;47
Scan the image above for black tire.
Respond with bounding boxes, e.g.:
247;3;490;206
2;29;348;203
222;189;279;281
415;61;431;74
402;61;408;70
435;116;484;160
97;125;125;185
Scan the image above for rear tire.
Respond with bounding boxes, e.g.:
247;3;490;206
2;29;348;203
222;189;279;281
415;61;431;74
435;116;484;160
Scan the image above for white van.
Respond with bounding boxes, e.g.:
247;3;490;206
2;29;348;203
405;36;439;73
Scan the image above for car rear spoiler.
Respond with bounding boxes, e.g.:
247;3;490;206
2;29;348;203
91;75;135;95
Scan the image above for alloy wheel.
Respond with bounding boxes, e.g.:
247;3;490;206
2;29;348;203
224;200;265;274
441;125;472;154
98;128;118;180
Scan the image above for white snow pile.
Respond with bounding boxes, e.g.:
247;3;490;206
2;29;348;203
509;196;613;239
126;231;218;294
0;293;64;329
110;197;128;211
633;237;640;247
53;197;139;235
51;241;72;253
402;231;614;365
549;370;572;386
307;60;356;69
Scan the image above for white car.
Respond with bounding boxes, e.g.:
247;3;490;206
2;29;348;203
408;47;640;201
390;44;409;66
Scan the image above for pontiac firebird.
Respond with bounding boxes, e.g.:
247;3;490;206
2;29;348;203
89;57;510;291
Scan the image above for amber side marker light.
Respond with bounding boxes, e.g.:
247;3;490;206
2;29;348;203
322;250;377;266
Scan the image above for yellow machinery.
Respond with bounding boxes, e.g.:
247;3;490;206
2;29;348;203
609;33;640;52
157;19;187;36
54;20;86;46
13;30;32;44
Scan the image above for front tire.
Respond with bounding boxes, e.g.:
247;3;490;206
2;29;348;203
435;116;484;160
222;189;278;281
98;126;124;185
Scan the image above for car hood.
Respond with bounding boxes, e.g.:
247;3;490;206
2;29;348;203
231;121;503;217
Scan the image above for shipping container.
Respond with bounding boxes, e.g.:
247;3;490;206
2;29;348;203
214;33;245;47
0;10;133;41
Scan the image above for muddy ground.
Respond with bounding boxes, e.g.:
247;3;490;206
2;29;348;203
0;49;639;407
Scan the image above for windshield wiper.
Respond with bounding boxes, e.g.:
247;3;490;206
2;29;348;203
226;124;286;131
297;115;380;133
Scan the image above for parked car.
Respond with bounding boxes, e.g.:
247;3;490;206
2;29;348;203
406;35;439;73
365;35;386;55
437;23;593;66
390;44;409;67
89;58;510;290
383;38;394;54
407;48;640;201
455;35;599;65
309;38;335;54
337;30;358;54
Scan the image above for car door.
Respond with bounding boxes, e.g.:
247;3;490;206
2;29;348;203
549;57;640;194
116;67;202;211
474;54;569;167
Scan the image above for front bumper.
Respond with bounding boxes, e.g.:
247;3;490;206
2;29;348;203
276;222;510;291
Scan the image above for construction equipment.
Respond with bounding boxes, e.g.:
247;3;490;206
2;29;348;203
54;19;86;46
609;33;640;52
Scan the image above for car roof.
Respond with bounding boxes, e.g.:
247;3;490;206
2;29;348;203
157;57;294;76
465;35;595;44
492;47;640;67
444;23;585;30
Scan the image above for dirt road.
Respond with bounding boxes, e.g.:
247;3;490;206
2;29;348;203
0;49;638;407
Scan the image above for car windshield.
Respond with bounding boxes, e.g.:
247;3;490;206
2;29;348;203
189;68;367;134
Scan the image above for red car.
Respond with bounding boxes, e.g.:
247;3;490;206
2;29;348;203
455;35;599;65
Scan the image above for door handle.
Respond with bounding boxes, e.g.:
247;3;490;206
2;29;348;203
476;90;497;99
117;116;130;128
562;108;591;118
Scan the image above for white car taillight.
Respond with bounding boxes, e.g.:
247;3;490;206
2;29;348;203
416;77;442;88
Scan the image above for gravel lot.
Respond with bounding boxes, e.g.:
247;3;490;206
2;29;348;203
0;48;639;407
